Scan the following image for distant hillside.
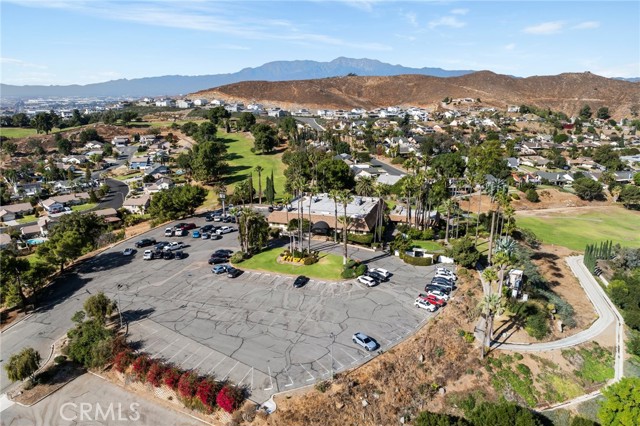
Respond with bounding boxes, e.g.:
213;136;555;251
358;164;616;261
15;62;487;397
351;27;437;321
194;71;640;119
0;57;474;99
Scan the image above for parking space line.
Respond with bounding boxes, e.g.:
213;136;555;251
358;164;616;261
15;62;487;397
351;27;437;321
339;348;359;363
152;337;179;359
192;351;214;369
264;365;274;391
167;343;191;362
237;367;254;389
333;357;344;369
222;361;240;381
315;360;330;374
299;364;315;382
181;346;200;365
207;355;228;375
284;369;294;387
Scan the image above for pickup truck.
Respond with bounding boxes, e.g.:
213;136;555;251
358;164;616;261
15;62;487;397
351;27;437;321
165;241;185;251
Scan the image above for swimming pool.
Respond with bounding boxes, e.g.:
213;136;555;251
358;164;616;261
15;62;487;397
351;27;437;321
26;238;48;245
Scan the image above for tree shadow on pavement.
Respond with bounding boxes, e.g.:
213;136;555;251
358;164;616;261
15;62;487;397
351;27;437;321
34;273;93;314
76;251;137;274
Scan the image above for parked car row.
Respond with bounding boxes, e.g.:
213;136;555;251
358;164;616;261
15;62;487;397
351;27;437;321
357;267;392;287
143;248;185;260
417;268;458;312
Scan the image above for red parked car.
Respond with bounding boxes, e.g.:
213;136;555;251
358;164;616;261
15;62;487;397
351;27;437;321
184;223;197;230
417;293;446;307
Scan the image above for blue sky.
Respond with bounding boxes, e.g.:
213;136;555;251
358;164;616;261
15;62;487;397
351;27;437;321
1;0;638;85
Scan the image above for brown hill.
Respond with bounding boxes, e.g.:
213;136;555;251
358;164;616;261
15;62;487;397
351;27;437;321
193;71;640;119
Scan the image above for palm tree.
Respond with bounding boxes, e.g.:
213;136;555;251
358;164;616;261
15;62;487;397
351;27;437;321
355;175;375;197
442;198;454;244
494;236;517;295
486;179;507;264
282;193;293;251
478;293;505;358
329;189;340;243
337;190;354;265
254;165;264;205
292;177;306;252
482;267;498;288
374;184;391;244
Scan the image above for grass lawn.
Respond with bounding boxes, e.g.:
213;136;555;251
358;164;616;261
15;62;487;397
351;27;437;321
412;240;444;252
17;214;37;224
239;247;345;280
516;207;640;251
113;173;141;181
72;203;98;212
0;126;85;139
219;130;286;199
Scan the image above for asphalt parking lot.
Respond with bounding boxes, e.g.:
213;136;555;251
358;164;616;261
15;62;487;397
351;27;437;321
1;216;453;404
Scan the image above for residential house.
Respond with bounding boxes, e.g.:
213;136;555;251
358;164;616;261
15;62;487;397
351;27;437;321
62;155;87;165
21;224;42;239
129;156;152;170
614;171;635;183
176;100;193;109
0;202;34;220
111;136;130;146
376;174;404;186
144;177;175;194
122;195;151;214
143;163;170;177
84;140;104;150
536;171;573;186
506;157;520;169
0;233;12;250
140;135;157;145
353;166;382;180
155;99;175;107
41;192;90;212
13;182;42;197
193;99;208;106
41;199;64;213
93;208;121;226
388;205;440;227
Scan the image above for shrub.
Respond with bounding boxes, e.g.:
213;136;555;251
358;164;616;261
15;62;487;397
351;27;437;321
516;363;532;376
113;349;134;373
315;381;330;393
163;366;181;390
54;355;67;364
341;268;356;279
525;312;549;340
391;156;404;164
511;193;520;200
525;189;539;203
355;264;367;277
347;233;374;245
177;371;199;399
401;252;434;266
303;256;317;265
196;377;222;412
421;229;435;240
514;353;524;361
230;252;244;264
132;354;151;382
146;361;165;387
217;385;245;413
345;259;357;269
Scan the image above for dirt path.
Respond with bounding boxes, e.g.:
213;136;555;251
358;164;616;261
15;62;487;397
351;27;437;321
515;205;618;217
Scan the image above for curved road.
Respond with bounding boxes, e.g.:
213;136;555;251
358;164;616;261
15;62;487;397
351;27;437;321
97;178;129;211
492;256;624;380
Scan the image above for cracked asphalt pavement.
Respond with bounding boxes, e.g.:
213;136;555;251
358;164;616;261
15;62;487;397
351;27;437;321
1;217;451;404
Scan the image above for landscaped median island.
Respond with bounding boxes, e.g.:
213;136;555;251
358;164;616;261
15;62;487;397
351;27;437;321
236;246;345;280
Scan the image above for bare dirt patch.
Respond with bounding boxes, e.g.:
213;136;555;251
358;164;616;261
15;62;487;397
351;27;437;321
512;188;611;211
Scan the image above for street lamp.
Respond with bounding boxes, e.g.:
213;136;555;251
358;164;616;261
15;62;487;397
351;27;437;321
329;332;335;379
219;189;227;218
116;284;124;331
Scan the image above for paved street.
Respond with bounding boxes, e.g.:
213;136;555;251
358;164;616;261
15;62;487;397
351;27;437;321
0;373;204;425
370;158;405;176
97;178;129;211
1;218;449;404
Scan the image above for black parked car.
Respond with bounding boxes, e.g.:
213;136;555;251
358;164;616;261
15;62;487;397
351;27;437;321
227;267;243;278
208;257;227;265
293;275;309;288
154;241;169;251
366;270;388;282
201;225;214;233
163;250;175;260
174;250;185;259
425;284;451;294
213;249;233;258
135;238;156;248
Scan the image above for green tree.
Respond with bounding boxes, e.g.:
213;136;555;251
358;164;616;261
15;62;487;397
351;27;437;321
4;347;41;382
265;170;276;204
56;138;72;155
618;185;640;208
237;208;270;254
355;175;375;196
579;105;593;120
238;112;256;131
33;112;54;134
190;140;227;183
196;121;217;143
468;402;542;426
633;173;640;186
206;106;230;124
478;293;505;357
254;165;264;204
147;184;207;221
83;292;114;324
2;140;18;155
181;121;199;136
593;145;623;171
0;252;31;308
119;110;138;126
338;190;354;265
573;177;603;200
415;411;469;426
599;377;640;426
597;107;611;120
525;188;539;202
251;123;278;153
66;319;115;368
445;237;480;269
570;416;599;426
317;159;355;192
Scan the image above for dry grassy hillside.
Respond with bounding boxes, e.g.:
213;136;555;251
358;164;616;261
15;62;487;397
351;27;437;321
193;71;640;118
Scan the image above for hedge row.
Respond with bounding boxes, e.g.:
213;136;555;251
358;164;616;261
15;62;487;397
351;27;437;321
347;233;374;245
400;252;434;266
113;348;245;414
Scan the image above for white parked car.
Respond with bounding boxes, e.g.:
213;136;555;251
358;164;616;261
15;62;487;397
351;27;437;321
165;241;184;251
414;298;437;312
372;268;391;279
143;250;153;260
357;275;377;287
427;290;450;301
216;226;233;235
164;227;174;237
436;268;456;278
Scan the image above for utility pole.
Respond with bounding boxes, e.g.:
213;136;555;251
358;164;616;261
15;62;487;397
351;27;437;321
329;332;335;379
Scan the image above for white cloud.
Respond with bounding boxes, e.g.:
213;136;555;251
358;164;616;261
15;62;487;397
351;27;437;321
428;16;466;29
450;8;469;15
523;21;564;35
572;21;600;30
0;57;47;69
504;43;516;51
404;11;418;27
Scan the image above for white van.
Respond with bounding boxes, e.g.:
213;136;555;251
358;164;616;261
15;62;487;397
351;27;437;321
164;227;174;237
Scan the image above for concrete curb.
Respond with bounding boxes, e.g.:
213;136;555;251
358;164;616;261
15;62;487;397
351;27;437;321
1;313;33;334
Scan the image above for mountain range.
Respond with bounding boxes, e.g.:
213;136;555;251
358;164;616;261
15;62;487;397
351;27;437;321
0;57;475;99
194;71;640;119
